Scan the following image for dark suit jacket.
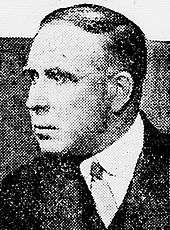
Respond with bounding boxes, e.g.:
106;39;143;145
0;112;169;230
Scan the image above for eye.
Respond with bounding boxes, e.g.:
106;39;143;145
23;69;39;84
46;71;67;84
45;69;78;84
55;73;68;84
47;70;65;83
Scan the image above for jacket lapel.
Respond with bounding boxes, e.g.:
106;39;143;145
79;175;107;230
108;112;169;229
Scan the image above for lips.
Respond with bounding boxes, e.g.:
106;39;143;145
34;124;58;140
36;133;51;140
34;125;57;130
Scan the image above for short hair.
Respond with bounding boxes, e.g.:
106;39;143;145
39;4;147;102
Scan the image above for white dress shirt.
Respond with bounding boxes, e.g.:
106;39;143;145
80;114;144;227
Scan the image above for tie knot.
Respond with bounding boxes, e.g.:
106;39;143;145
90;161;104;181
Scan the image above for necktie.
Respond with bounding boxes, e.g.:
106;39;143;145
90;161;118;228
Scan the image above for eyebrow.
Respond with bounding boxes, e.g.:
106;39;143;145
44;67;78;81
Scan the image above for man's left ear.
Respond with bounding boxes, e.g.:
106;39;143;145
107;71;133;112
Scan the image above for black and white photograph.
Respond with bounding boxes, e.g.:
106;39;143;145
0;0;169;229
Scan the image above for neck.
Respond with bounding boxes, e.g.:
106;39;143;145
91;103;139;155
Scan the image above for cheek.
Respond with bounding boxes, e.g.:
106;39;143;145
50;80;104;128
66;89;104;129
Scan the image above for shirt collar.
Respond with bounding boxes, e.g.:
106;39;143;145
80;113;144;179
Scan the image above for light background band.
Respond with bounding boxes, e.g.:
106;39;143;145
0;0;169;40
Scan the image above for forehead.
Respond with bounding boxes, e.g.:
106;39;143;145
27;22;107;69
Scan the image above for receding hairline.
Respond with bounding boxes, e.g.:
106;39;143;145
37;4;147;91
39;4;137;35
37;20;126;74
38;3;145;67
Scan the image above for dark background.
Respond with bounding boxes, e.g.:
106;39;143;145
0;38;169;182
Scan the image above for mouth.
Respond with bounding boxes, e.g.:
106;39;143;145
34;125;58;140
34;125;57;130
36;133;52;140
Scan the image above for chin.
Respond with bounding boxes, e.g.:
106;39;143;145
38;139;72;154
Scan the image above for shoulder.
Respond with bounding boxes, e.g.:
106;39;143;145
140;110;169;143
140;110;169;154
139;111;169;209
0;157;40;192
119;111;169;229
0;158;43;229
0;162;38;203
140;110;169;178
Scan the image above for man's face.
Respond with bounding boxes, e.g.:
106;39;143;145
26;22;108;154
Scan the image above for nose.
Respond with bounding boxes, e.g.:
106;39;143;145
26;80;50;115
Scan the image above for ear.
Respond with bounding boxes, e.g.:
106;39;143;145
107;71;133;112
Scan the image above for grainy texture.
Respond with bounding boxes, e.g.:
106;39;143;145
0;4;169;230
0;113;169;229
0;39;169;183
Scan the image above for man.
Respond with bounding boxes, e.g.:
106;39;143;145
0;4;168;230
